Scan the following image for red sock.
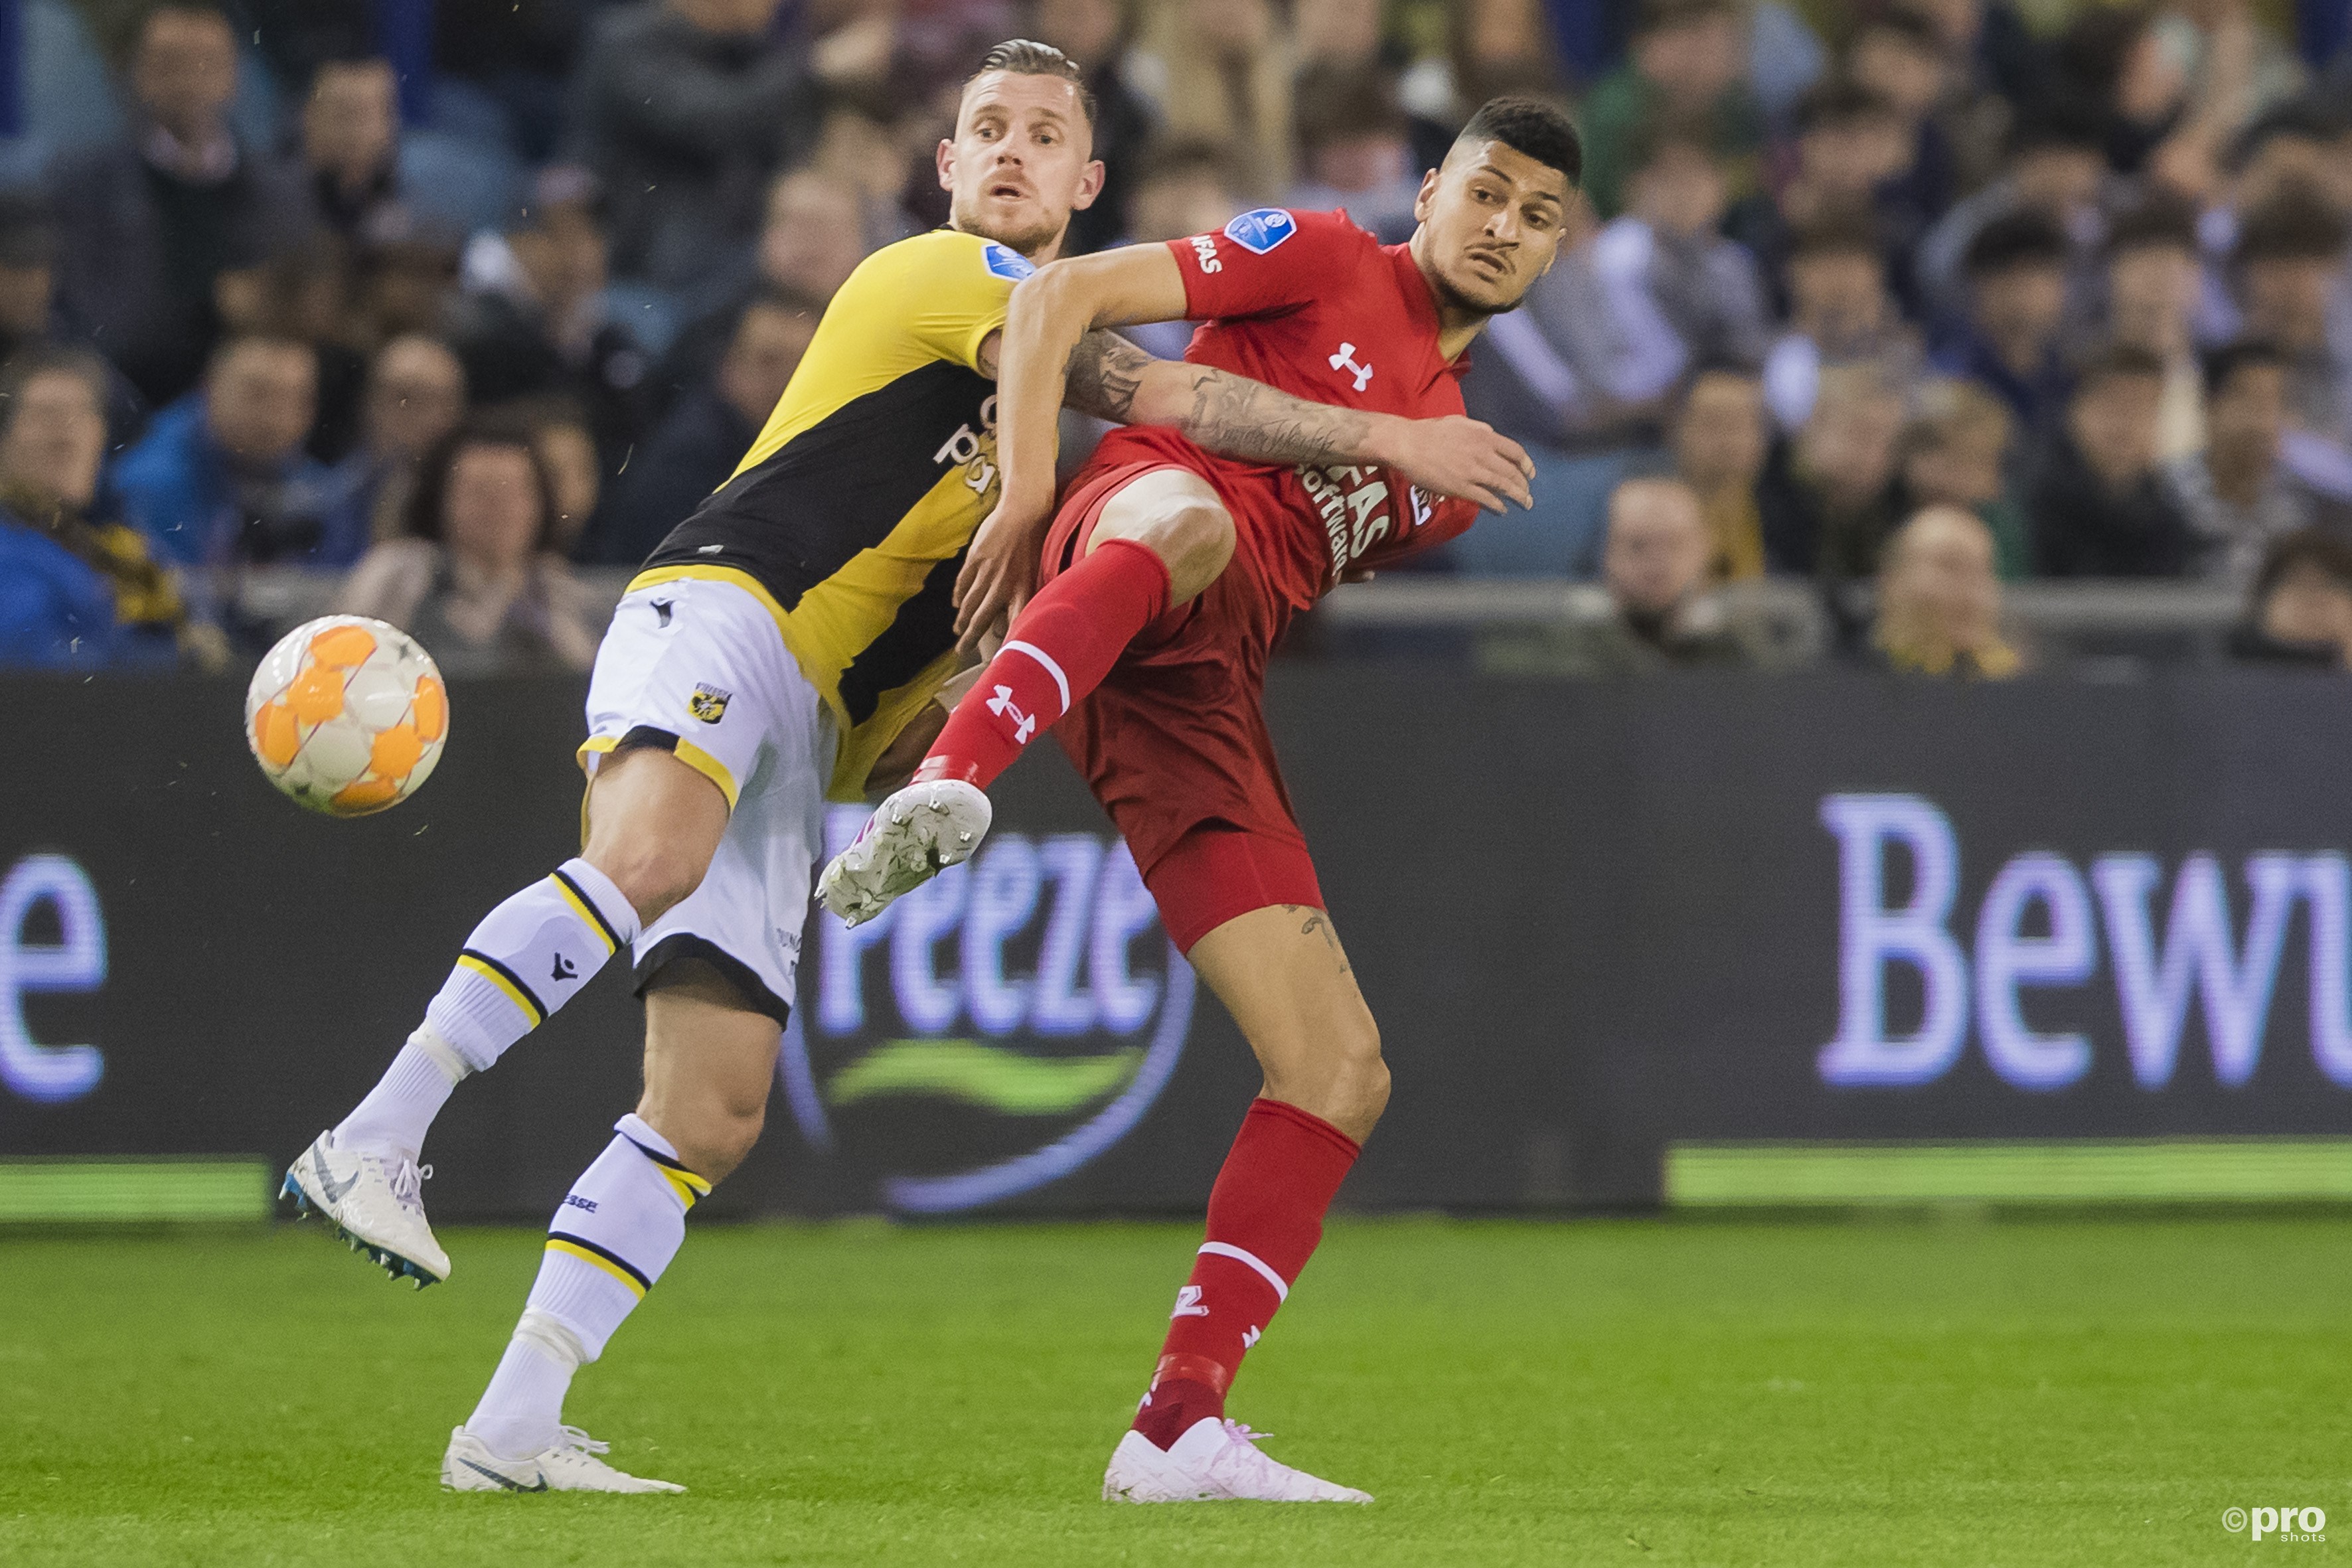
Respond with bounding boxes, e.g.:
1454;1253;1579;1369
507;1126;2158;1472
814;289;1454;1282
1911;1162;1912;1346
1131;1099;1361;1450
917;538;1172;791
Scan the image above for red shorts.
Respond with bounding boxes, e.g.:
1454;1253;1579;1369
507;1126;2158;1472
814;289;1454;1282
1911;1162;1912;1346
1042;454;1323;953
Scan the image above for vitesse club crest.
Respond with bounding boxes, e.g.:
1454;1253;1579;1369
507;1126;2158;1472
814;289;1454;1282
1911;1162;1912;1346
781;807;1197;1213
686;684;731;724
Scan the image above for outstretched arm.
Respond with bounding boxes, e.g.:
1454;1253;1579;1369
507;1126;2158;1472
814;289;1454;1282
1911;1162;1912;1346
1067;332;1535;510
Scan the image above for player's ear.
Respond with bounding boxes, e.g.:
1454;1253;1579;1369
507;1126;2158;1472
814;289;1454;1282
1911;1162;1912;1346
1411;166;1442;224
935;137;958;194
1071;157;1106;211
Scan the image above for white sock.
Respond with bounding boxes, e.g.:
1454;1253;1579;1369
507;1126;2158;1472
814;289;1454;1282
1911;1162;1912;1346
465;1116;709;1454
334;860;639;1158
331;1030;464;1160
427;858;641;1071
468;1311;585;1460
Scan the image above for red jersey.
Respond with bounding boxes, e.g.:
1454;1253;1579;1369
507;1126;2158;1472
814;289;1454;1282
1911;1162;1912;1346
1083;208;1480;615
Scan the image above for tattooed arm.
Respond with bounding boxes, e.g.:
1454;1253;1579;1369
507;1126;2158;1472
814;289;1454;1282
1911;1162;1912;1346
1066;329;1534;502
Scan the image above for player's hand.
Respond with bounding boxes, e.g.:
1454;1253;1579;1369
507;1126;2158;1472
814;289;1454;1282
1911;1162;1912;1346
1375;416;1536;514
953;493;1050;653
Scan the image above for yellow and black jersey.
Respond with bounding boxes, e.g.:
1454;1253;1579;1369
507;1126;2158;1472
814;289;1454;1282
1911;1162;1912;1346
629;228;1031;799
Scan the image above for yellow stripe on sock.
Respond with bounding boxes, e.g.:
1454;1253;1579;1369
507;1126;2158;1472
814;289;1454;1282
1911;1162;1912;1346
655;1163;712;1210
456;953;541;1024
544;1237;648;1298
547;875;617;956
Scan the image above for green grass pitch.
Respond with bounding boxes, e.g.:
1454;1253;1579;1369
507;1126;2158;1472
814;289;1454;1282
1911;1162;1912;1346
3;1214;2345;1565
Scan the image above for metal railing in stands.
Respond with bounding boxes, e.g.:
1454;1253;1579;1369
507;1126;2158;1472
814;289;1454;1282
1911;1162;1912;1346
236;567;2250;644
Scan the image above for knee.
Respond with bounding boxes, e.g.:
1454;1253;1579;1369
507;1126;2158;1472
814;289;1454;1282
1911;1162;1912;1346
585;838;708;927
1332;1028;1391;1133
1133;502;1235;603
648;1097;765;1186
1267;1016;1389;1141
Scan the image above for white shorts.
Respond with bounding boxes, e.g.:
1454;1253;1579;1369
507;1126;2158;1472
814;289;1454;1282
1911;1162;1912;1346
580;577;837;1025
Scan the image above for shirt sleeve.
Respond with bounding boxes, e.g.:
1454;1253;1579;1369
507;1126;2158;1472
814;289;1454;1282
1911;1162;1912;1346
893;231;1026;374
1166;208;1371;323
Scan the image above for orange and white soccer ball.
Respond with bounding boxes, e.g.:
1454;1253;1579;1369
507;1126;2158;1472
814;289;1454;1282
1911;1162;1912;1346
245;616;447;816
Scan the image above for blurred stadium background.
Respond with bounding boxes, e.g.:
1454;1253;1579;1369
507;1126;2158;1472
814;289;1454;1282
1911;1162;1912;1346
9;0;2352;1559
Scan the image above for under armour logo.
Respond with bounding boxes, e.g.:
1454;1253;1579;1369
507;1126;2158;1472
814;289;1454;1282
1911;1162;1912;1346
551;953;578;982
985;684;1036;744
1171;1285;1209;1319
651;598;674;627
1243;1325;1261;1348
1328;342;1373;392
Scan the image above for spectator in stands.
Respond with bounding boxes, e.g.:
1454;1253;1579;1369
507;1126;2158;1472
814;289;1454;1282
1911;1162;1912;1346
301;56;416;248
1480;477;1792;675
1869;505;2020;676
451;168;649;483
2230;528;2352;665
589;293;818;566
1570;116;1769;411
2191;104;2352;349
810;88;925;244
339;418;603;674
1579;0;1763;221
2157;0;2309;136
1896;377;2030;578
1917;103;2109;321
651;167;865;412
1121;141;1251;359
1733;80;1922;317
568;0;822;294
1763;204;1924;431
0;193;139;437
507;394;607;557
1135;0;1296;199
428;0;582;162
112;333;352;580
2167;340;2340;586
2049;3;2189;176
213;235;368;465
1670;360;1770;581
1934;209;2075;436
1845;8;1958;241
0;347;196;670
1759;361;1908;587
2232;192;2352;448
321;335;468;549
0;193;63;366
1294;0;1384;74
1129;139;1251;246
49;2;315;408
1287;63;1422;242
2101;196;2209;459
1034;0;1154;254
2029;343;2197;576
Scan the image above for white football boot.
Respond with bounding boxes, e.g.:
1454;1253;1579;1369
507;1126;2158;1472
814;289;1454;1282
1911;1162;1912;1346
282;1130;450;1287
441;1425;684;1494
817;779;992;926
1102;1418;1373;1504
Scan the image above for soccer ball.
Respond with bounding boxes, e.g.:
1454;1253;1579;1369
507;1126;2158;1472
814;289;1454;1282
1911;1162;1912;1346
245;616;447;816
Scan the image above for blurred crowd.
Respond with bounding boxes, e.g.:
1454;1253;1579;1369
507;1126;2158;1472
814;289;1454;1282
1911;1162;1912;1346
9;0;2352;682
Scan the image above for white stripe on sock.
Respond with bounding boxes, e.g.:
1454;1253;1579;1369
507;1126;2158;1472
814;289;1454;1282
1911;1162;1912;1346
1000;640;1071;715
1197;1241;1289;1302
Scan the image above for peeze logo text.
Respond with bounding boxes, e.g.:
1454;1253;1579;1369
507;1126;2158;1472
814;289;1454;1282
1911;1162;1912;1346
1818;793;2352;1091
